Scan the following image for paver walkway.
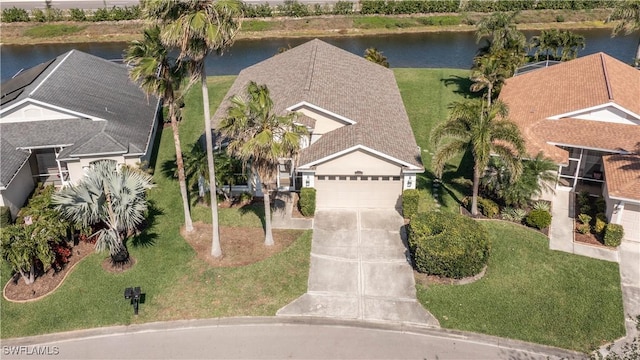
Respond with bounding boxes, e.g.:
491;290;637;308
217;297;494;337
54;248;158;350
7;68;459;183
278;209;439;326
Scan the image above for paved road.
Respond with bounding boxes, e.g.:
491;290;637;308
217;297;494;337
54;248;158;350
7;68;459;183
278;209;438;325
1;318;586;359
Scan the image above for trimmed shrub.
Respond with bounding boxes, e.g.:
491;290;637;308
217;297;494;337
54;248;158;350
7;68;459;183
408;211;490;279
577;223;591;234
526;209;552;229
594;213;607;235
603;223;624;247
0;206;12;227
477;197;499;218
402;189;420;219
299;187;316;217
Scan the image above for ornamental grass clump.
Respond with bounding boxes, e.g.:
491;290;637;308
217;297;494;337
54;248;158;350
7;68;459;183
408;211;490;279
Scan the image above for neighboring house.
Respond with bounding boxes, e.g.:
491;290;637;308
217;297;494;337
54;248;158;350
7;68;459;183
212;39;423;209
0;50;160;219
499;52;640;242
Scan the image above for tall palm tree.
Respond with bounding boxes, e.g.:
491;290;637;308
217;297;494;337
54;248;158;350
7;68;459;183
142;0;243;257
431;100;525;216
52;161;155;263
470;53;509;108
559;30;585;61
219;82;308;246
608;0;640;64
364;47;389;68
126;25;193;233
475;11;526;55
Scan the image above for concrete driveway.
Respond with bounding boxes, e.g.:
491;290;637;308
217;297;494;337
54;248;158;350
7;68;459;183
278;209;439;326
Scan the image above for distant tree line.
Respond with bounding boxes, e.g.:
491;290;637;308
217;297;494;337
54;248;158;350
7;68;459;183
2;0;619;23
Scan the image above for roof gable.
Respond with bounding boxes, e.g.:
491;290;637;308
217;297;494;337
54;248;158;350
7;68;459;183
604;154;640;201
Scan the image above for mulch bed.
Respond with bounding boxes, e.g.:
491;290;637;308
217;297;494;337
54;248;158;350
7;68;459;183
574;230;607;247
3;241;94;302
181;222;302;267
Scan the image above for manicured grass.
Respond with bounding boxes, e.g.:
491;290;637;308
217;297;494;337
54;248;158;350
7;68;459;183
395;68;475;212
416;221;625;353
1;76;312;338
23;24;86;38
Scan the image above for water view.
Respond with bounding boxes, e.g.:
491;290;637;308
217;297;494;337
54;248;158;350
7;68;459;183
1;28;637;80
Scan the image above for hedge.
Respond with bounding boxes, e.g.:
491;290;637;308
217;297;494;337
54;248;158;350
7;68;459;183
0;206;12;228
603;223;624;247
408;211;490;279
299;187;316;217
402;189;420;219
477;197;499;218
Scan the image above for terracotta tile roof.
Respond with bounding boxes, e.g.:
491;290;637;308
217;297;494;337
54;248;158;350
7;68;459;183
211;39;423;170
498;52;640;164
603;154;640;201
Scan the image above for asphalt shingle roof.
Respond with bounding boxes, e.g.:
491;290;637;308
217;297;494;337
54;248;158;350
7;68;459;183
0;50;158;187
499;52;640;164
211;39;423;170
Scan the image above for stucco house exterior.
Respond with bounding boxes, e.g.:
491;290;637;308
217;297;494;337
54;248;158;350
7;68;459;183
0;50;160;219
212;39;423;210
499;52;640;242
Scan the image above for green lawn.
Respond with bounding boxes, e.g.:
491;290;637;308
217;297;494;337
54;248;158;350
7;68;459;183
417;221;625;353
395;68;475;212
0;76;311;339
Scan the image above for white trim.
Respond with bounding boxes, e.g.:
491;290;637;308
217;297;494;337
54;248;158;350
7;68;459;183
286;101;356;125
607;195;640;204
66;150;127;157
401;169;424;174
547;102;640;121
297;145;422;170
30;51;73;96
18;144;73;150
1;98;107;122
547;142;631;154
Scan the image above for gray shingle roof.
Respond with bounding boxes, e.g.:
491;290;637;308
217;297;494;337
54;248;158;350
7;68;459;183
211;39;423;170
0;138;30;188
0;50;159;187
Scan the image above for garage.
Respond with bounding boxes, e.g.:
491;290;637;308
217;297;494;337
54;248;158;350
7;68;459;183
314;175;402;209
621;203;640;242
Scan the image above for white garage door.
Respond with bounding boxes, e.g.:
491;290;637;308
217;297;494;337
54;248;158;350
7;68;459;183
314;175;402;209
621;203;640;242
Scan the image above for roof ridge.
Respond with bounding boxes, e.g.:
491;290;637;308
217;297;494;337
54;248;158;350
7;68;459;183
29;50;74;97
600;52;614;101
303;41;318;92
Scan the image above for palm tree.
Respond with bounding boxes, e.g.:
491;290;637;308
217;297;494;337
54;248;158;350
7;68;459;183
559;30;585;61
219;82;308;246
431;100;525;216
126;25;193;233
470;53;509;108
608;0;640;64
481;152;557;207
475;11;527;55
529;29;563;61
52;161;155;263
364;47;389;68
142;0;243;257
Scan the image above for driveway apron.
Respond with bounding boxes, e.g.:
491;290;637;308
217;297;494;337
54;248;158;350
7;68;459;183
278;209;439;326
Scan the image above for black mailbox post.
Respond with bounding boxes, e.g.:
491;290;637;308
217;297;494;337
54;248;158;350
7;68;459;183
124;287;142;315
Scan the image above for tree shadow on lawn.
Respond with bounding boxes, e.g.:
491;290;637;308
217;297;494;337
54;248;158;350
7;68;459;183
418;149;474;210
130;201;163;249
238;201;267;229
441;75;481;100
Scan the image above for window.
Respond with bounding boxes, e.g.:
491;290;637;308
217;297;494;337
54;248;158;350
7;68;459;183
392;176;400;181
349;176;357;181
328;176;336;180
339;176;347;181
317;176;325;181
381;176;389;181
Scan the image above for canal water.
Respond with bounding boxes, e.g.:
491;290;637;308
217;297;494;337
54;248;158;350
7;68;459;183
1;28;637;80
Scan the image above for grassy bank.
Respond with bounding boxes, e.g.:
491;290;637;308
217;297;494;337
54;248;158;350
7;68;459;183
0;9;614;45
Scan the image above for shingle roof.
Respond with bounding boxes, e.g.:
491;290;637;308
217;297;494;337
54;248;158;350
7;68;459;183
0;50;159;187
603;154;640;201
211;39;423;170
0;138;30;188
499;52;640;163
